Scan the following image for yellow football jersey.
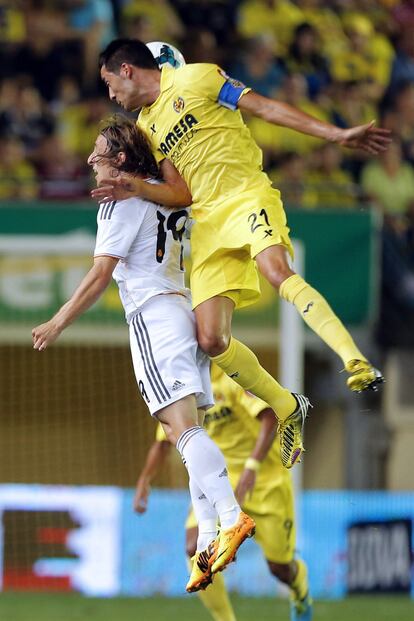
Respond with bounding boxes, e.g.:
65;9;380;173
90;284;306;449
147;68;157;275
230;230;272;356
138;63;274;221
155;366;290;512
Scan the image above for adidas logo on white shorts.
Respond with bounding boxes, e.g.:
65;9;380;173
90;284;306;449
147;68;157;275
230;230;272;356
172;379;185;391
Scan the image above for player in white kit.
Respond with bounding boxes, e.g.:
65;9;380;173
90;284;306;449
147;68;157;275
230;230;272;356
31;115;255;592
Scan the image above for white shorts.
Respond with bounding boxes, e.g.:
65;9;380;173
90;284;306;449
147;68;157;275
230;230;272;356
129;294;214;416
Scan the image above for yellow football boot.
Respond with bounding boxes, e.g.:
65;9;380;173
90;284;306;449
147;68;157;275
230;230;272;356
186;540;218;593
279;394;312;469
346;359;384;393
211;512;256;575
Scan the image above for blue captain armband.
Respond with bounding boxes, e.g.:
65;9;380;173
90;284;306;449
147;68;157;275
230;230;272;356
218;77;247;110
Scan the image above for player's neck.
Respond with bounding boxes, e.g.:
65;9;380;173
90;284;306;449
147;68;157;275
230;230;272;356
136;69;161;107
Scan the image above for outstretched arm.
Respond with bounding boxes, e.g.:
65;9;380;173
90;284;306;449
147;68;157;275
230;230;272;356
238;91;391;155
91;159;192;207
235;407;277;505
133;440;172;513
32;255;118;350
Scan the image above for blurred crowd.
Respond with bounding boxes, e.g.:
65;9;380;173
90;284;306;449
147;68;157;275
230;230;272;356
1;1;414;342
0;0;413;208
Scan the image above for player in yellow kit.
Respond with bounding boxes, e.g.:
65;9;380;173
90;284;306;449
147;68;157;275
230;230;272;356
96;39;388;469
134;365;312;621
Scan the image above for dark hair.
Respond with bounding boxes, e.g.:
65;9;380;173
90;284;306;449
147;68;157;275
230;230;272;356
99;38;159;73
94;114;159;178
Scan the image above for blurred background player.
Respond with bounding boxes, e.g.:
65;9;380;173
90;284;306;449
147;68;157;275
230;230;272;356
134;364;312;621
31;114;255;591
95;39;389;470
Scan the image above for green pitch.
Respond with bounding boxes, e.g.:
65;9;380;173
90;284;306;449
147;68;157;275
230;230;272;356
0;594;413;621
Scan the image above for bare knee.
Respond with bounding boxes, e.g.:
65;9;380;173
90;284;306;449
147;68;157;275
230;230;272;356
267;560;296;585
267;267;294;290
197;330;230;357
194;297;234;357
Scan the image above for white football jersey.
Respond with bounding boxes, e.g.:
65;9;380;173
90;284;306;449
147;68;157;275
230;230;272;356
94;196;189;322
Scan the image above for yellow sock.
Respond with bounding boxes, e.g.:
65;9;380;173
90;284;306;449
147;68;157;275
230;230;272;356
279;274;365;366
212;337;296;421
291;558;309;601
186;558;236;621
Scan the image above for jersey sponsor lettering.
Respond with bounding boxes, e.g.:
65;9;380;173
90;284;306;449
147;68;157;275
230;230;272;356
159;113;199;156
204;406;232;426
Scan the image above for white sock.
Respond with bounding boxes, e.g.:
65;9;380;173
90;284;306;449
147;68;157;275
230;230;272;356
177;426;240;528
189;477;218;552
197;519;218;551
215;496;241;530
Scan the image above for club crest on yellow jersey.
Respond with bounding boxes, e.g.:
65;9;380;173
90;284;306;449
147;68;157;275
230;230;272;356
173;97;185;113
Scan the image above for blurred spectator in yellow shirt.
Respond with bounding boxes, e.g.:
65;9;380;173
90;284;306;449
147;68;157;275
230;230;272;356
329;80;377;130
305;143;358;209
57;95;112;159
121;0;184;43
295;0;346;57
0;137;38;200
330;13;394;97
247;73;328;161
268;151;316;208
0;1;25;44
361;141;414;216
237;0;304;56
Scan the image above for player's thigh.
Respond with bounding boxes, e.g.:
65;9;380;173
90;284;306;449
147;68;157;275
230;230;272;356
248;487;296;564
128;295;208;416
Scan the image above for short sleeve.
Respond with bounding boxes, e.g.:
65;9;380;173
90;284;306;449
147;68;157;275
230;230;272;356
178;63;251;110
94;198;147;259
234;385;271;420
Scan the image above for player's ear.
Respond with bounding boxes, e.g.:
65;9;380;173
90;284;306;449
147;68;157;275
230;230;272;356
120;63;133;79
117;151;126;165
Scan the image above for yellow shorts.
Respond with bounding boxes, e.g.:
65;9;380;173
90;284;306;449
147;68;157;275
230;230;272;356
185;480;295;564
190;186;293;310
